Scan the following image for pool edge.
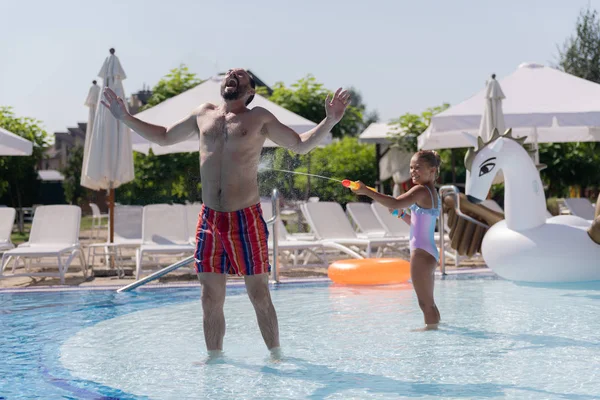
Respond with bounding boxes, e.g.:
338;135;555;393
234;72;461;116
0;268;496;293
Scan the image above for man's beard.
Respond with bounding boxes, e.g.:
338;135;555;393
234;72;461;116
221;87;241;101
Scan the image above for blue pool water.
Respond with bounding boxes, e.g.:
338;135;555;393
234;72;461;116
1;277;600;399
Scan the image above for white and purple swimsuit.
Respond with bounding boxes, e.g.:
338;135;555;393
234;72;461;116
407;185;441;262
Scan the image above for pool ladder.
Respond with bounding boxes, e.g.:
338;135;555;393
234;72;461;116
117;189;283;293
438;185;490;276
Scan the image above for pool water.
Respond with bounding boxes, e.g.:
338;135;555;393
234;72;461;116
1;277;600;399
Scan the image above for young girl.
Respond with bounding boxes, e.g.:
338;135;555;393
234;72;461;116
351;150;442;330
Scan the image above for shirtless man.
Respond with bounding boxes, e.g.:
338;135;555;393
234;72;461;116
101;68;350;358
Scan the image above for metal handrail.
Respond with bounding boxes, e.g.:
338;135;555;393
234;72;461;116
117;188;281;292
269;189;281;283
438;185;490;276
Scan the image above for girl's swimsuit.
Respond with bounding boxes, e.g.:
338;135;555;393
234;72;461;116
408;185;441;262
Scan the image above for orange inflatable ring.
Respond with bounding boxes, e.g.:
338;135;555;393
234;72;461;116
328;258;411;285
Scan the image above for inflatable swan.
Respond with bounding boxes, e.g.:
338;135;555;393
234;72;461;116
463;128;600;283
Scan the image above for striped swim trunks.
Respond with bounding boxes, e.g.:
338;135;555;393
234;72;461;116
194;203;271;276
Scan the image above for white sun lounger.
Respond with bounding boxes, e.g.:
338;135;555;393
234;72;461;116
186;203;204;244
0;207;16;253
89;202;109;240
369;202;412;239
563;198;595;221
260;201;316;242
259;201;362;266
346;202;388;238
87;205;144;273
301;202;409;258
135;204;196;279
0;205;87;284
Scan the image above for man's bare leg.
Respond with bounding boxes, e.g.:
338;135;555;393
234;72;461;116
198;272;227;355
244;273;280;353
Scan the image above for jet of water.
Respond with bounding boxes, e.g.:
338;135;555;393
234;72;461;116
262;167;342;183
258;155;342;183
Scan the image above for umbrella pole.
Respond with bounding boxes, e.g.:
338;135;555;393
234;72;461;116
451;149;456;184
109;184;115;269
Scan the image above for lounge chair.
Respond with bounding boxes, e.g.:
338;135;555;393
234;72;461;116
0;207;16;253
301;202;409;258
89;203;109;240
0;205;87;284
346;202;387;238
261;201;362;266
135;204;195;279
563;198;595;221
87;205;144;273
186;203;204;245
370;203;411;239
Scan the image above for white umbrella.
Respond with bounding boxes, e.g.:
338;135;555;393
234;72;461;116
478;74;506;184
80;80;101;189
418;62;600;155
478;74;506;142
130;76;327;155
358;122;413;194
81;48;134;244
0;126;33;156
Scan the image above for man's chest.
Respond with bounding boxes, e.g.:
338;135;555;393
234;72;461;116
198;113;261;143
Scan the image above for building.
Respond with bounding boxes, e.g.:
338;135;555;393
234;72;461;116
40;123;87;171
128;84;153;115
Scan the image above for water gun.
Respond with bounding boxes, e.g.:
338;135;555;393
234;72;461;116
391;209;408;218
341;179;376;192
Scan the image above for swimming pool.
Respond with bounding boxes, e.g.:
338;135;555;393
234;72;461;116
1;276;599;399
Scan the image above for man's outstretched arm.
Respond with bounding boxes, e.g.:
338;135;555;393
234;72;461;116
101;87;203;146
260;88;350;154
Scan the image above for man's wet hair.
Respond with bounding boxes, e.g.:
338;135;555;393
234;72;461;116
246;76;256;106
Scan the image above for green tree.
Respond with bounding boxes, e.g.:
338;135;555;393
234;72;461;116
547;6;600;197
386;103;450;153
557;7;600;82
117;64;204;204
140;64;203;111
60;145;87;205
260;75;378;201
382;103;465;186
346;86;379;132
268;75;365;138
258;148;303;199
539;142;599;197
0;107;50;211
294;137;377;204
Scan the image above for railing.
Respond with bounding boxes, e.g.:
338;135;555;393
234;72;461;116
269;188;281;283
438;185;490;276
117;189;281;293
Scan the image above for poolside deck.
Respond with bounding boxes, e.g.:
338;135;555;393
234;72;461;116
1;226;489;291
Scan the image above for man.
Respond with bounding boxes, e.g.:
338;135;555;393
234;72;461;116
101;68;350;358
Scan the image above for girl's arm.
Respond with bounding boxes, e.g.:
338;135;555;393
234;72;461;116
352;182;426;210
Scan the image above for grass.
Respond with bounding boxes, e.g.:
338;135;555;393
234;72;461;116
10;216;96;245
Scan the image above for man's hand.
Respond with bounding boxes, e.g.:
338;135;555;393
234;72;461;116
325;88;350;124
100;87;129;121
